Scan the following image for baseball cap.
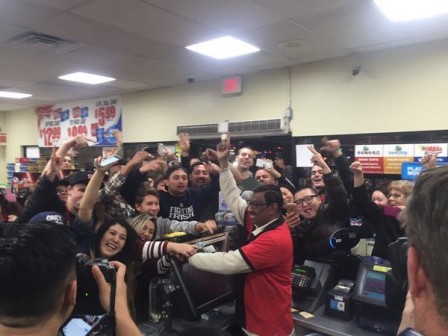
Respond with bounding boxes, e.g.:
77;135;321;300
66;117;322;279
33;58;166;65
29;211;66;225
67;171;91;186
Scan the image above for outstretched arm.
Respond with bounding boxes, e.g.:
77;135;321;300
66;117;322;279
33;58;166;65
92;262;141;336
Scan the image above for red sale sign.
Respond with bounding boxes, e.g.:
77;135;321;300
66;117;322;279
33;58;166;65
36;96;122;147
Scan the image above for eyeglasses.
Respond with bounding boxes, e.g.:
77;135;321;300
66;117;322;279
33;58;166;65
388;193;405;199
295;195;318;207
246;200;267;209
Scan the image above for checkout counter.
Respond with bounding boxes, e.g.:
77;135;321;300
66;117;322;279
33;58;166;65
136;232;402;336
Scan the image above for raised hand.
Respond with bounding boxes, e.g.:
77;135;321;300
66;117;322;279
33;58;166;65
216;133;230;166
178;133;190;155
308;145;330;174
129;150;150;166
421;152;438;170
321;139;342;158
349;161;363;175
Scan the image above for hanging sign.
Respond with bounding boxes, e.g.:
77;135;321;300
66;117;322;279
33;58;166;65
37;95;122;147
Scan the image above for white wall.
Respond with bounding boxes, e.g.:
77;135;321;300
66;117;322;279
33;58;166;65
1;40;448;183
123;67;290;142
291;41;448;135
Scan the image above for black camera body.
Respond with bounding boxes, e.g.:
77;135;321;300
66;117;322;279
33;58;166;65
72;254;116;316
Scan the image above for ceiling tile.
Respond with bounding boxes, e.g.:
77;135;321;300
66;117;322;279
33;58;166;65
72;0;217;46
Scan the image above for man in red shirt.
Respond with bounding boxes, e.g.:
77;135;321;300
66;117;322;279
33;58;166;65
188;134;294;336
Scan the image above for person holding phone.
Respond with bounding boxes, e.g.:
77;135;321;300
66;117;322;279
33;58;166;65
350;161;411;260
0;223;141;336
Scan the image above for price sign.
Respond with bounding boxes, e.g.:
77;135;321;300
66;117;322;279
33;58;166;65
37;96;122;147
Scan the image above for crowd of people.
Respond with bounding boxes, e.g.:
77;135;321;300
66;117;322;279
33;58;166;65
0;130;445;336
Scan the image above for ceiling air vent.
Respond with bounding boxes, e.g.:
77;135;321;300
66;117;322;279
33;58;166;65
177;119;288;139
7;32;85;54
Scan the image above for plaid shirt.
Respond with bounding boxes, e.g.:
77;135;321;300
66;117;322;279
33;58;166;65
98;172;135;219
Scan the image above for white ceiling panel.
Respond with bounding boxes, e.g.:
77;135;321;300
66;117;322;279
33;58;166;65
252;0;360;19
22;0;93;11
142;0;283;33
294;1;406;51
72;0;217;46
2;0;448;111
0;0;58;27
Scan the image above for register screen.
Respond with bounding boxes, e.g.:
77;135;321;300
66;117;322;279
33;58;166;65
361;270;386;303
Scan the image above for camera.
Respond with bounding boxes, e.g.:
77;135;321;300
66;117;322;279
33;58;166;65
72;254;116;316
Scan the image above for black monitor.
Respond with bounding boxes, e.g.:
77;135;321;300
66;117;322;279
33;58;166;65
170;258;234;320
353;260;391;308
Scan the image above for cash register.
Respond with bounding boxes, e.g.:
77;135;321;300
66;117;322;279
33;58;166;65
352;257;401;335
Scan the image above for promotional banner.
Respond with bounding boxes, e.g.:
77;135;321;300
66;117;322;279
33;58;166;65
37;96;122;147
354;145;384;174
355;143;448;175
413;143;448;163
383;144;414;174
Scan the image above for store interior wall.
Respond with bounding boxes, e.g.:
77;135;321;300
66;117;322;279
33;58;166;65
1;39;448;183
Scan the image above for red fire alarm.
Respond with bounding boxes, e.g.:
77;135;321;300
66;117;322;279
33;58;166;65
222;76;242;95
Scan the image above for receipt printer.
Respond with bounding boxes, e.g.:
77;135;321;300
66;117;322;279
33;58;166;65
324;279;355;320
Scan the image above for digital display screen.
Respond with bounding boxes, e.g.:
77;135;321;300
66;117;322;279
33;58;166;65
62;315;103;336
361;270;386;303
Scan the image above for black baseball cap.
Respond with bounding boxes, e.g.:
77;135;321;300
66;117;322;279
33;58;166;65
67;171;91;186
30;211;66;226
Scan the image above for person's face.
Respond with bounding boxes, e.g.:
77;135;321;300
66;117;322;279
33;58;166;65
136;195;160;217
280;187;294;205
255;169;276;185
190;164;211;188
388;188;407;207
236;148;254;170
62;156;73;169
246;192;277;227
56;185;68;203
311;165;325;190
167;169;188;196
66;183;87;213
137;220;155;241
372;190;388;207
156;180;167;192
294;189;321;219
99;224;127;259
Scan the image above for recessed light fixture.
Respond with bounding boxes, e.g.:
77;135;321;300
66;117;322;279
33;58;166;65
58;72;116;85
0;91;32;99
374;0;448;22
185;36;260;59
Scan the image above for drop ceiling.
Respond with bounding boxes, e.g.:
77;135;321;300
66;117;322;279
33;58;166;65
1;0;448;111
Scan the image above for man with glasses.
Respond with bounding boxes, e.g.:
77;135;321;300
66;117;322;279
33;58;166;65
293;146;349;264
188;134;294;336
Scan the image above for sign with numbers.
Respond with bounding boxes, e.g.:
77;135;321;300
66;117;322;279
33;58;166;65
36;95;122;147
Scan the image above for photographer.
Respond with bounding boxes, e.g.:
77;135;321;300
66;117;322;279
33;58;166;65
0;223;140;336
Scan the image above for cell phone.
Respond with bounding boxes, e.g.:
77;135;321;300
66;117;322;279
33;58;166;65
255;158;265;168
383;205;401;218
284;203;298;215
99;155;121;167
61;315;104;336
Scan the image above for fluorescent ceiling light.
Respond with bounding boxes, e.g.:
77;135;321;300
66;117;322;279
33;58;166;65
374;0;448;22
58;72;116;84
186;36;260;59
0;91;32;99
